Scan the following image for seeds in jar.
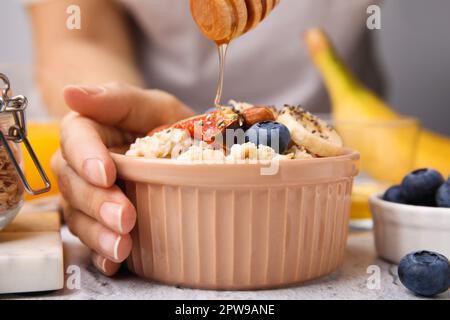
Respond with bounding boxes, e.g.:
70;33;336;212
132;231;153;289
0;147;23;212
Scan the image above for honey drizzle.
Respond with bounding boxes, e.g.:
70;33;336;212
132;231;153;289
214;42;229;108
212;0;271;108
213;0;238;108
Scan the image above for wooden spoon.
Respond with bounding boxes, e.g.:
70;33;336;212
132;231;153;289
190;0;281;43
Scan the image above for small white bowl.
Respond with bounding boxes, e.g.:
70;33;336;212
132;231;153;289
370;193;450;264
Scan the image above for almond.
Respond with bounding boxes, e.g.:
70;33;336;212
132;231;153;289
241;106;276;127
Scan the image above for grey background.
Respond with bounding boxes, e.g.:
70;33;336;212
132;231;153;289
0;0;449;134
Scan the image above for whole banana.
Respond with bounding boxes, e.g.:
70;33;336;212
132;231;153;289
305;28;449;180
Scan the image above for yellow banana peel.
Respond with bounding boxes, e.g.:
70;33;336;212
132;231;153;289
416;130;450;175
305;28;450;179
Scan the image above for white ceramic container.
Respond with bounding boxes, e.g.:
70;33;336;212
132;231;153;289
370;193;450;264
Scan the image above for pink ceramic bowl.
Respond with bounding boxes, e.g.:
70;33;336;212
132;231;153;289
111;149;359;290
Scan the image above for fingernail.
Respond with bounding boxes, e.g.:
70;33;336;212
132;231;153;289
98;233;122;261
92;254;107;273
75;84;106;96
99;202;124;234
82;158;108;186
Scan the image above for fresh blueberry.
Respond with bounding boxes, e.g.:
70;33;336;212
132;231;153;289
245;121;291;154
204;107;217;114
401;168;444;206
436;177;450;208
383;185;407;204
204;105;236;114
398;250;450;297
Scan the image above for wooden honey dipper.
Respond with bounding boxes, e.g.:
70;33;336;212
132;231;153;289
190;0;281;43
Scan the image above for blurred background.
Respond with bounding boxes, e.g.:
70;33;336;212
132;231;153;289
1;0;449;134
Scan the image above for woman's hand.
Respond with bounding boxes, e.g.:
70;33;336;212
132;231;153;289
53;83;194;275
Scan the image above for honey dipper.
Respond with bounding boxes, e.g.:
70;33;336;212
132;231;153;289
190;0;281;43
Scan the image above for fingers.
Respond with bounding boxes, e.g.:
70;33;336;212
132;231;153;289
53;151;136;234
63;82;194;134
65;206;132;263
59;114;123;188
91;252;121;276
60;82;194;187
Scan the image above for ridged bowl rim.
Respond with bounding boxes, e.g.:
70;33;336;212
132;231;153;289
110;148;360;186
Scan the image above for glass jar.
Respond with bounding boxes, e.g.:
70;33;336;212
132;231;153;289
0;73;50;230
0;113;25;229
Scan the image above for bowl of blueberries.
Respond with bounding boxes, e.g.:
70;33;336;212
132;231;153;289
369;168;450;296
370;168;450;263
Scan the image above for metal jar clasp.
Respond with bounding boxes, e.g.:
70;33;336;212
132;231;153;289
0;73;51;195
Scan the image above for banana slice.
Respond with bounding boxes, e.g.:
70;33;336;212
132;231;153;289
277;106;344;157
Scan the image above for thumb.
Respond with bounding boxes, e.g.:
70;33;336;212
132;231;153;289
63;83;193;133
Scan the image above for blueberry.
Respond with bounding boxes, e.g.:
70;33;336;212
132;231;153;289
398;250;450;297
401;168;444;206
436;177;450;208
204;107;217;114
204;105;235;114
245;121;291;154
383;185;408;204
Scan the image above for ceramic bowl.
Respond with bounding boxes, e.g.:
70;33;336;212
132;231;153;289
111;149;359;290
370;193;450;264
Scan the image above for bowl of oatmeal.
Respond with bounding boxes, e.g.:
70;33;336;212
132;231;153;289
110;102;359;290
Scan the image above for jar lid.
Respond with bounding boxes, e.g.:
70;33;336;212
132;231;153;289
0;73;27;140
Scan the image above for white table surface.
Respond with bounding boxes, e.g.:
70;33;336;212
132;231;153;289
2;224;449;300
